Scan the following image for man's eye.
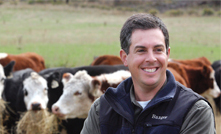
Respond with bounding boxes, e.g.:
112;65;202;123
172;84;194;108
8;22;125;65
155;48;163;52
137;49;145;52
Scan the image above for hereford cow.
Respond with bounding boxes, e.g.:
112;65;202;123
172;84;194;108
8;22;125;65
91;55;123;66
168;62;220;99
212;60;221;113
3;69;48;133
52;70;131;119
39;65;129;111
0;52;46;72
39;65;129;134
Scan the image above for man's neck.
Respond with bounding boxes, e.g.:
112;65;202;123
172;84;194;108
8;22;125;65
134;78;167;101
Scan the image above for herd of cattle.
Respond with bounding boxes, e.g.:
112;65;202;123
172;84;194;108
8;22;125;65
0;52;220;134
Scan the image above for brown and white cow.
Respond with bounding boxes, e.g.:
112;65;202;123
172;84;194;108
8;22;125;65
168;61;220;98
91;55;123;66
51;70;131;119
0;52;46;72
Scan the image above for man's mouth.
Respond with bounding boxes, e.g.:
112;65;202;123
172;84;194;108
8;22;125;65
143;68;157;73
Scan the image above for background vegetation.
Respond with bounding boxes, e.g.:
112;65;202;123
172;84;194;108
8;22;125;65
0;1;220;68
0;0;220;132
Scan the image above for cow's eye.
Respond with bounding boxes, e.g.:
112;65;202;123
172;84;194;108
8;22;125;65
24;89;28;96
74;91;82;96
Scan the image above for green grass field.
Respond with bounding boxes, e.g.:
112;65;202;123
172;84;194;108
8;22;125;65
0;3;220;68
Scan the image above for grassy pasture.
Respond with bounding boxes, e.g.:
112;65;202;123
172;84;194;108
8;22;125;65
0;3;220;68
0;2;220;133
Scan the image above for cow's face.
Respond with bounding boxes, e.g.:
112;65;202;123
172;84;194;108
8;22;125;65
23;72;48;111
0;64;6;99
52;70;101;119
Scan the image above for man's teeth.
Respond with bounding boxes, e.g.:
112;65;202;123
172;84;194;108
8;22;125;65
144;68;157;73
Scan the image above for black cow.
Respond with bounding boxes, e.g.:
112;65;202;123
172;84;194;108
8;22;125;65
0;61;15;99
212;60;221;113
3;68;48;133
39;65;128;134
0;61;15;132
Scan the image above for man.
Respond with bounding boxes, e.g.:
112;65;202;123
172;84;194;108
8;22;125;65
81;13;216;134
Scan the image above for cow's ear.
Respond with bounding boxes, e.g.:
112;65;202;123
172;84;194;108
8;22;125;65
91;79;102;97
52;72;61;82
44;71;61;89
202;65;210;77
43;71;61;81
4;61;15;78
51;72;61;88
21;70;34;81
62;73;72;85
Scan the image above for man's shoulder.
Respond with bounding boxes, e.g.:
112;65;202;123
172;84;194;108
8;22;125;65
191;99;211;111
180;99;215;134
92;97;101;115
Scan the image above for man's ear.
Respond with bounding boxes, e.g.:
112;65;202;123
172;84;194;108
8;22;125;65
167;47;171;56
120;49;128;67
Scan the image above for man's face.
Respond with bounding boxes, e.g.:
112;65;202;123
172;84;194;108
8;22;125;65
120;28;170;90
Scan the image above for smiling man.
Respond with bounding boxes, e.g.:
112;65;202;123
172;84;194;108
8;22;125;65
81;13;216;134
120;28;169;102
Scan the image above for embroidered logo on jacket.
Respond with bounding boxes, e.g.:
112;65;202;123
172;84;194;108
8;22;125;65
152;114;168;120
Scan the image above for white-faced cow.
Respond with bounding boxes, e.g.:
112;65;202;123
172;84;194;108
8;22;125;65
52;70;131;119
3;69;48;133
39;65;129;134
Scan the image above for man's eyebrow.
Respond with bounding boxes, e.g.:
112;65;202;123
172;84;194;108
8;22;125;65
134;45;146;49
134;44;165;49
154;44;165;47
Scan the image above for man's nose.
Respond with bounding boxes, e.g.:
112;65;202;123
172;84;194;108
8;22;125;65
145;51;157;62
